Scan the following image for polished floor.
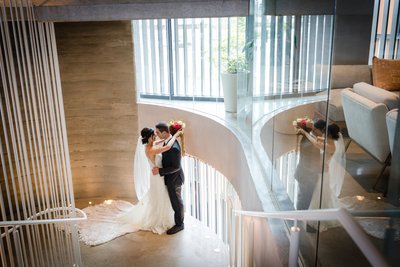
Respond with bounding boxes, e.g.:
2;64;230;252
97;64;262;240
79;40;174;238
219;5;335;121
76;199;229;267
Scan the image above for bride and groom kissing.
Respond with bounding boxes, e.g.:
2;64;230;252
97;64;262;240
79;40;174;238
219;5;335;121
77;121;186;246
146;121;185;235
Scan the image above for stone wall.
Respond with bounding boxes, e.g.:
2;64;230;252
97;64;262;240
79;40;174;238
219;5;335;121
55;21;138;201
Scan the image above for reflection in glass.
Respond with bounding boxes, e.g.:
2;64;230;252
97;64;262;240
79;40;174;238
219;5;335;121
131;1;400;265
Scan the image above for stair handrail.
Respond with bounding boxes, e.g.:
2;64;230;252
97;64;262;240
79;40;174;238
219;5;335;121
0;207;87;239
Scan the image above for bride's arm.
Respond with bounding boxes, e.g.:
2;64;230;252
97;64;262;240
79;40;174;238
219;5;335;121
298;128;336;154
147;130;183;156
297;128;324;150
153;139;165;146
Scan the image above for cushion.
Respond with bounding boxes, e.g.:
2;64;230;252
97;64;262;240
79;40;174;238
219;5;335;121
353;82;400;110
331;65;372;89
372;56;400;91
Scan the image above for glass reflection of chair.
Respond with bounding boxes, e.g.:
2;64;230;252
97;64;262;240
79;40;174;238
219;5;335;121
342;82;399;193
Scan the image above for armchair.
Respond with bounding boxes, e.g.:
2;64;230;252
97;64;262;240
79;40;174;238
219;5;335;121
315;65;372;126
341;82;400;190
386;108;398;154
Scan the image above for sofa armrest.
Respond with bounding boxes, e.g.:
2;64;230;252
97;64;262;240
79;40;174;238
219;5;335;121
353;82;400;110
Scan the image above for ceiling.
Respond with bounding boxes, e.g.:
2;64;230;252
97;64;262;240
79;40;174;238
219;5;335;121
30;0;249;22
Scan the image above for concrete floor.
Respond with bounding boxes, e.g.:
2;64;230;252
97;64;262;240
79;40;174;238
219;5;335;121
76;210;229;267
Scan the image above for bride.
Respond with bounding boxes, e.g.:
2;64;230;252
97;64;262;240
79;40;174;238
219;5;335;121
297;123;346;230
77;127;183;246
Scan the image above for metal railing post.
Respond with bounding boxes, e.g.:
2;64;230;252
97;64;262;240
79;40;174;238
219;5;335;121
237;213;242;267
289;222;301;267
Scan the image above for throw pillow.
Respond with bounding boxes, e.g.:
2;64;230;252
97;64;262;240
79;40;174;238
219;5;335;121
372;56;400;91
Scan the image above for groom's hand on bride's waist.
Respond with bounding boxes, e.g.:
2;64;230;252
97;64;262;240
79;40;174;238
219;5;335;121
152;167;160;175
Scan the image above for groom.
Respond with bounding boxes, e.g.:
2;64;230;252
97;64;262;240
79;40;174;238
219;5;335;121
152;122;185;235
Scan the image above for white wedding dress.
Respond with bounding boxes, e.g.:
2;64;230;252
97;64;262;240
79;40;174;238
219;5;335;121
77;153;174;246
308;133;346;231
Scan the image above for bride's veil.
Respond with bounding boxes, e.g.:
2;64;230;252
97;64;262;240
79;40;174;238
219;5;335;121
133;136;150;201
329;132;346;197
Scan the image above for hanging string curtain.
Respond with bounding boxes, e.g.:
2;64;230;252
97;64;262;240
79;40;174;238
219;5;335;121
0;0;83;266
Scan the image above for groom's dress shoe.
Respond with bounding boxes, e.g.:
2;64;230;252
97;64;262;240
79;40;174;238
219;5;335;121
167;224;184;235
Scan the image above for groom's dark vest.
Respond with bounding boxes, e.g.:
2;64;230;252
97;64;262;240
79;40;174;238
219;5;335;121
160;140;184;185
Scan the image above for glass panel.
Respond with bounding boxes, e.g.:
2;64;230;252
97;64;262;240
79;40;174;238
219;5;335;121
132;1;400;265
251;0;337;266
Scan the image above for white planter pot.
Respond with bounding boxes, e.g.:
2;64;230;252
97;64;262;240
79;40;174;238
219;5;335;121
221;72;238;113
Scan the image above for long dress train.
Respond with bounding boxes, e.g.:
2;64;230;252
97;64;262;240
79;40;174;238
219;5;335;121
76;154;174;246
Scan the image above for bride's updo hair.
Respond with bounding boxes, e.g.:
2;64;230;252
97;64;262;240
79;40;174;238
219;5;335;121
141;127;154;144
313;119;326;131
327;124;340;140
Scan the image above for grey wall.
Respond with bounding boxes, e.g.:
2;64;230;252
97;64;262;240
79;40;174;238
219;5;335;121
264;0;375;65
55;21;138;201
264;0;335;15
332;0;375;65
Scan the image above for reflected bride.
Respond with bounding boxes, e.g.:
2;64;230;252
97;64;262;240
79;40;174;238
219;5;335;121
298;123;346;231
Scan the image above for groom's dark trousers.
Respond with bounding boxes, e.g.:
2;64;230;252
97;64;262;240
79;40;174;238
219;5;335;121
160;140;185;226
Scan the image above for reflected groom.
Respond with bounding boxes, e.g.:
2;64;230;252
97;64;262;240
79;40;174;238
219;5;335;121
152;122;185;234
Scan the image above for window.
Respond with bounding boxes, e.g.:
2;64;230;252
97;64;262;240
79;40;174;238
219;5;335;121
133;17;246;100
133;15;333;99
369;0;400;61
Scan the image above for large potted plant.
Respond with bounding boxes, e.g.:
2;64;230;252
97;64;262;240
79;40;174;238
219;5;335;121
221;55;247;113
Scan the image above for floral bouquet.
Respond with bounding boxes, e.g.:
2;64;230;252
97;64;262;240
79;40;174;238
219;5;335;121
292;116;313;132
169;120;186;156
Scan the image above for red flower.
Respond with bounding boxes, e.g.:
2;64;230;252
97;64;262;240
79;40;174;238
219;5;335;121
173;122;180;129
293;116;313;132
169;120;186;135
